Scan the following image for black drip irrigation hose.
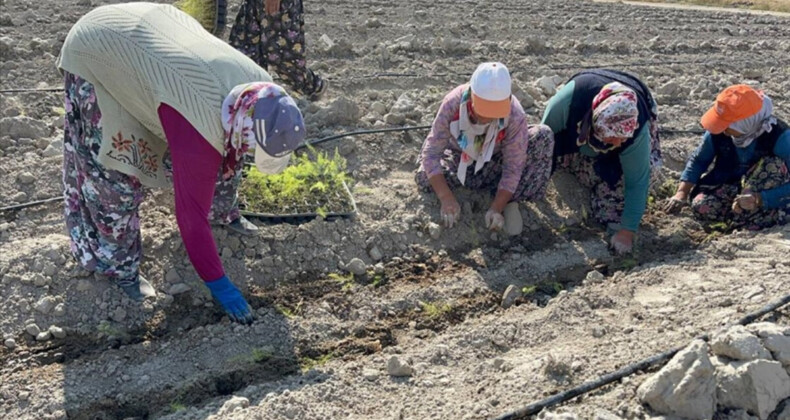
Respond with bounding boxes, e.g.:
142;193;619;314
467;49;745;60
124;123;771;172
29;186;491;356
296;124;431;150
0;196;64;213
0;87;65;94
0;57;740;94
491;292;790;420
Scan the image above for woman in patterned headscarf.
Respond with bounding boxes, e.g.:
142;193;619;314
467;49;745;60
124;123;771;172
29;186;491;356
57;3;306;323
542;69;661;255
415;62;555;236
665;85;790;230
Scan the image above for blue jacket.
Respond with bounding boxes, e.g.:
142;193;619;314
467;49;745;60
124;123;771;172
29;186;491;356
680;124;790;209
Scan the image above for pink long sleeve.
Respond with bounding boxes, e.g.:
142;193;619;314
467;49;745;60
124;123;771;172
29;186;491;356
157;103;225;282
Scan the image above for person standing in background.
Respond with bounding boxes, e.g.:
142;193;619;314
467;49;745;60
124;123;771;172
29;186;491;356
229;0;326;100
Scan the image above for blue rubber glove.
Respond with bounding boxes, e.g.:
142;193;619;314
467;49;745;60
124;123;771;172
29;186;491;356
205;276;254;325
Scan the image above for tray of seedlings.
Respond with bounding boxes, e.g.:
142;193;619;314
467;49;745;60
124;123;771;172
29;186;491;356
238;148;357;224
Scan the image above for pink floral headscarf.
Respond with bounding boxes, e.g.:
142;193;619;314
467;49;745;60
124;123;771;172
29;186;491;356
578;82;640;154
591;82;639;145
220;82;288;180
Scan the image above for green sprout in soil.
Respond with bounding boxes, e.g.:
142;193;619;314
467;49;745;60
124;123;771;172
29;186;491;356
648;178;679;209
169;402;187;413
227;347;274;365
614;257;639;271
250;347;274;363
419;301;452;318
300;352;333;372
275;303;301;318
370;272;385;288
657;178;678;200
239;147;353;215
707;221;732;232
329;272;355;290
97;321;128;340
522;282;565;297
551;282;564;294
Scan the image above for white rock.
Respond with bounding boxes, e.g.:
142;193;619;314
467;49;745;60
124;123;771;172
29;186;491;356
3;338;16;349
370;102;387;116
716;359;790;419
42;144;61;157
52;303;66;317
501;285;521;309
387;356;414;377
48;326;66;339
365;18;383;28
168;283;191;295
112;307;127;322
218;396;249;414
711;325;773;361
363;368;379;381
368;246;383;262
34;296;57;314
32;274;48;287
36;331;51;342
427;222;441;240
384;113;405;125
585;270;605;284
535;75;561;96
346;258;367;276
537;412;580;420
165;268;181;283
658;81;682;97
319;34;334;49
747;322;790;338
25;323;41;337
763;334;790;366
0;116;49;140
512;82;535;108
391;93;416;115
16;171;35;184
637;339;716;419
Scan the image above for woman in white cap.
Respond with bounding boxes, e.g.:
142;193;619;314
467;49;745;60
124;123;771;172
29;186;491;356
542;69;661;255
416;62;555;234
665;85;790;229
57;2;306;324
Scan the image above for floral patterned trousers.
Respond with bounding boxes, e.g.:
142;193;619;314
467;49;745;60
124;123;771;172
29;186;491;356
415;125;555;202
229;0;323;97
555;119;662;227
691;157;790;230
62;73;242;285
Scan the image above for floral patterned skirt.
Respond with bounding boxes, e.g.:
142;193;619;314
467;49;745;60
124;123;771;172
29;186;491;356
691;156;790;230
62;73;242;285
228;0;323;97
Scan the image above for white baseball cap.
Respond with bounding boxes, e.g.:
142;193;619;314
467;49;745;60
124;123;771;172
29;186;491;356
470;62;512;119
